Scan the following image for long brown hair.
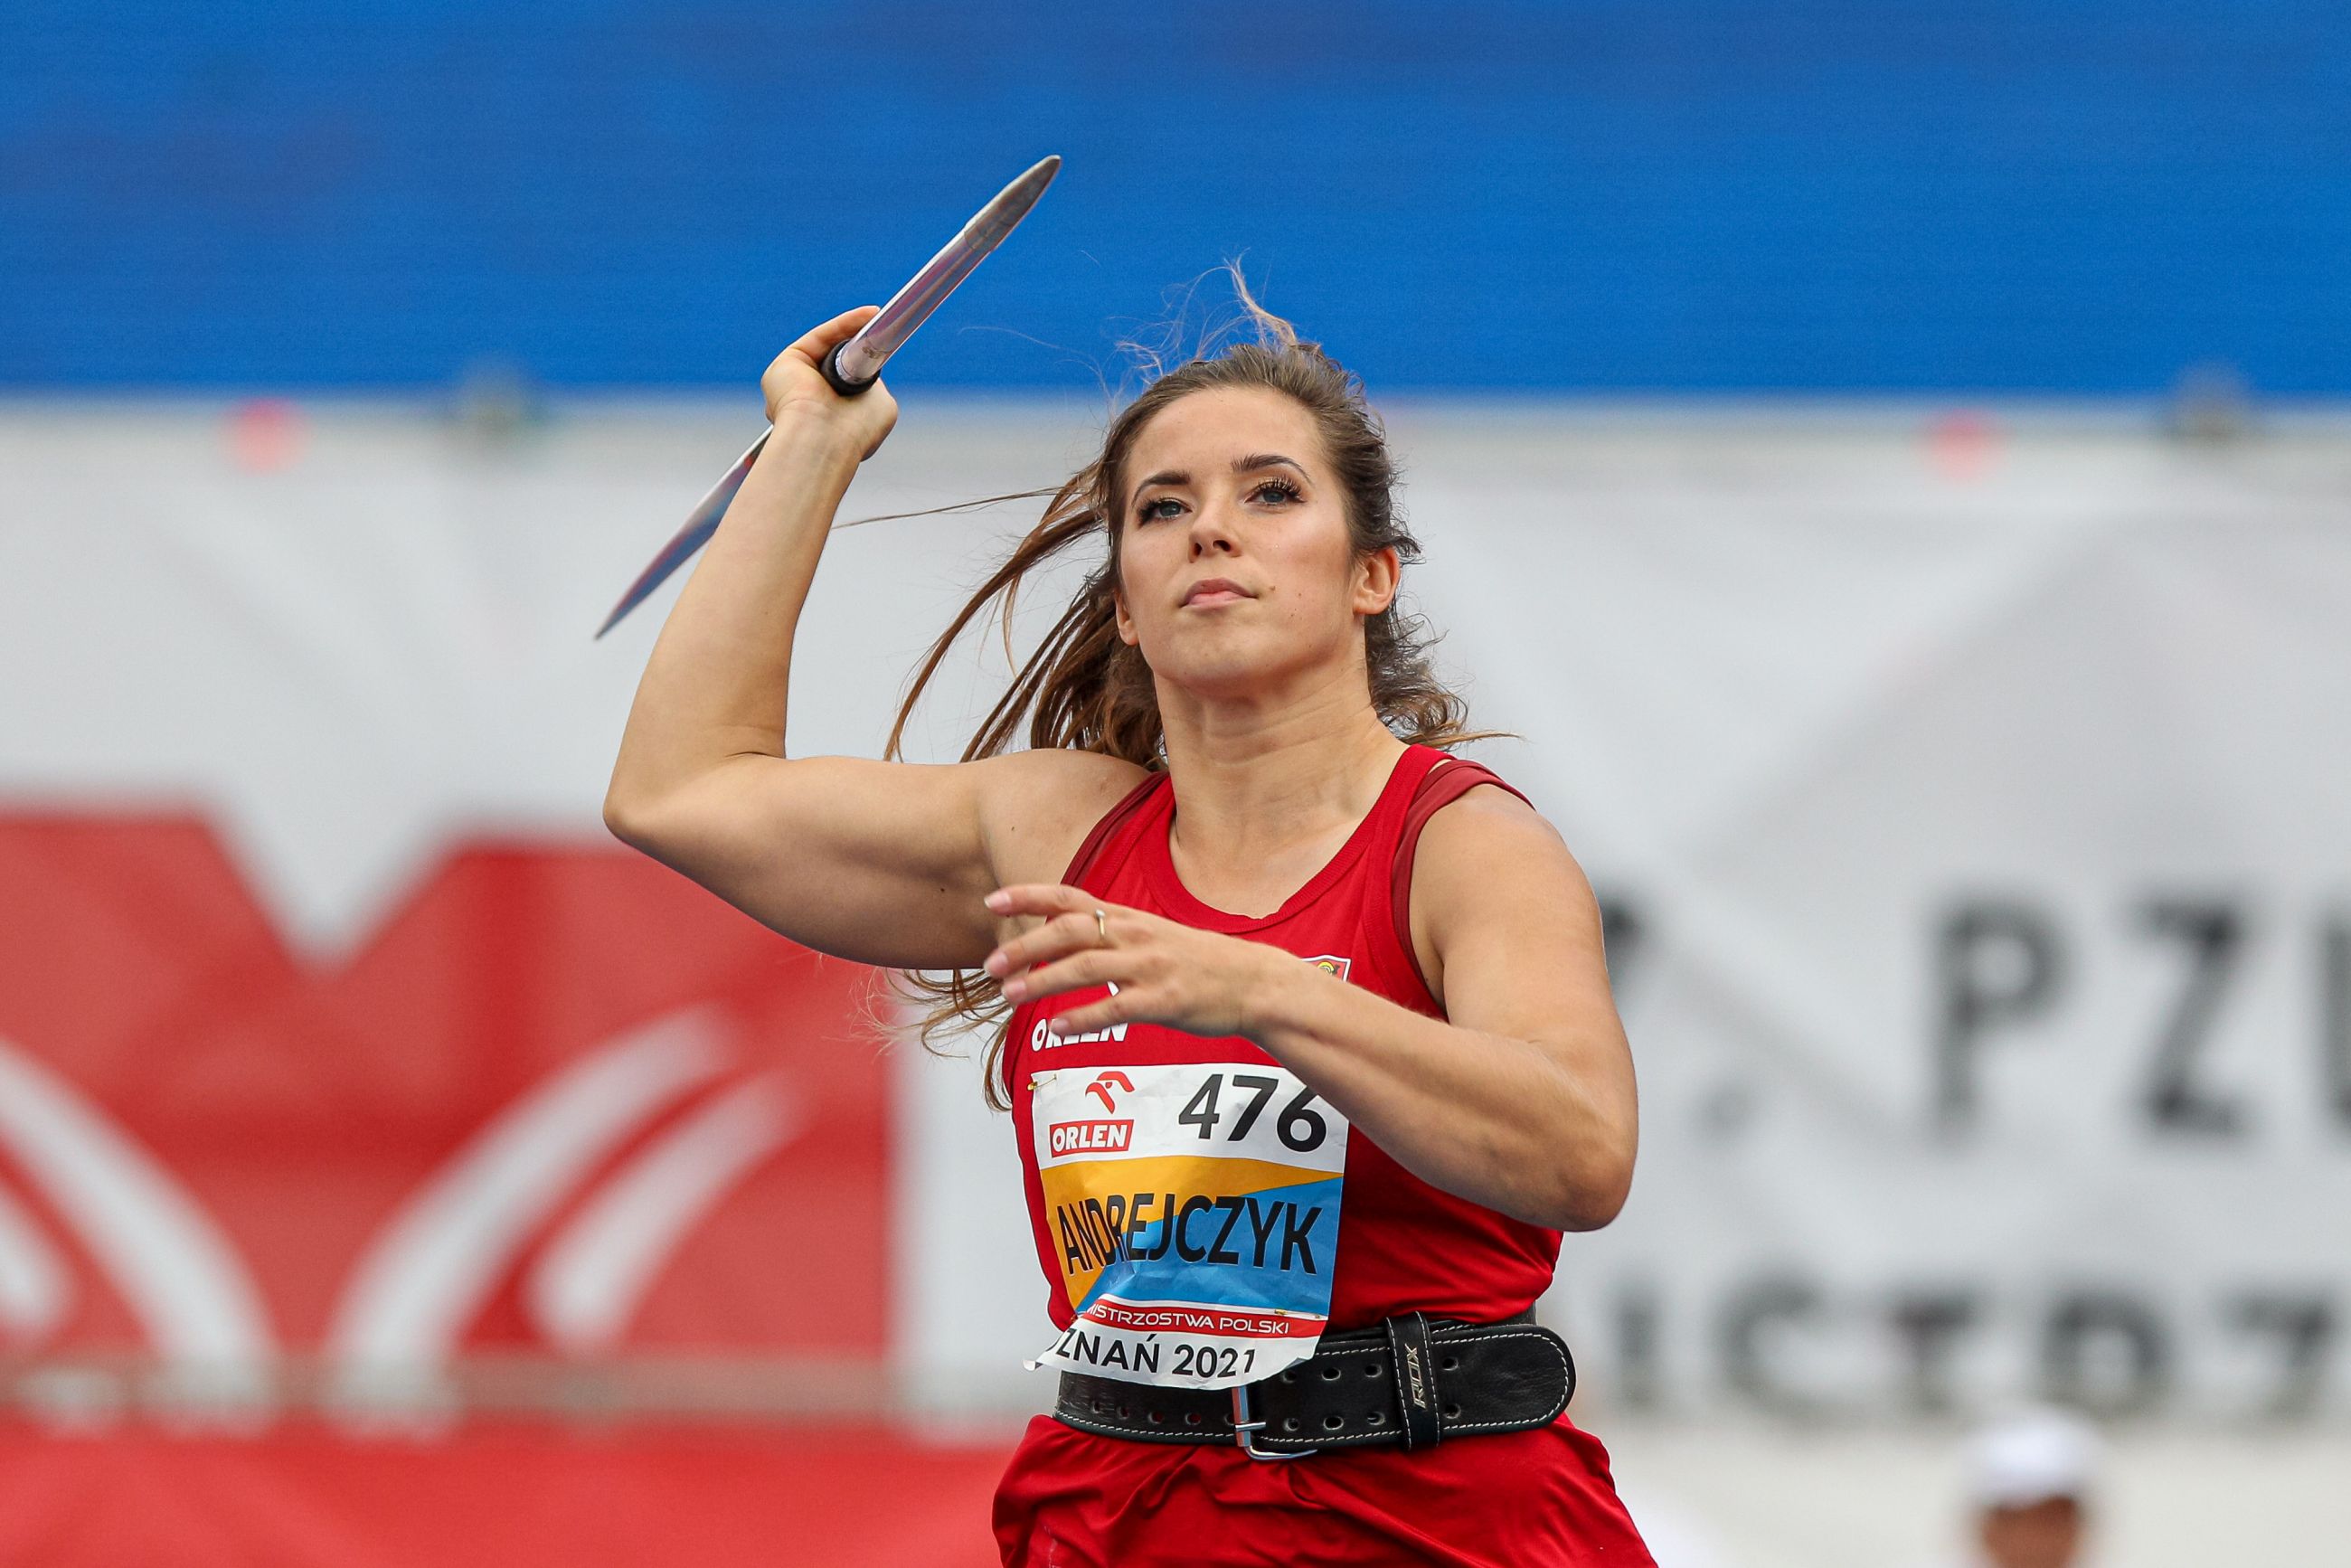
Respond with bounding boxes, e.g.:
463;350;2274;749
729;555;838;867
881;268;1500;1107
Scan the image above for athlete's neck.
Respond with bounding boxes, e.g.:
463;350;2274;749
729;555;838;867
1155;677;1409;917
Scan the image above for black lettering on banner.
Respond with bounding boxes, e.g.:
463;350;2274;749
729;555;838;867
2225;1292;2336;1420
1889;1289;1980;1415
1127;1191;1156;1256
1174;1344;1242;1379
2135;898;2251;1138
1934;900;2065;1134
1179;1074;1223;1138
1277;1087;1328;1151
1056;1204;1113;1272
1175;1195;1213;1262
1177;1072;1313;1148
1207;1196;1245;1264
1278;1204;1321;1274
1721;1277;1829;1418
1246;1197;1283;1267
1228;1073;1279;1138
2040;1289;2170;1417
1613;1282;1663;1412
1133;1340;1161;1374
1596;892;1646;994
1103;1193;1128;1258
2323;914;2351;1133
1145;1193;1176;1261
1081;1197;1117;1266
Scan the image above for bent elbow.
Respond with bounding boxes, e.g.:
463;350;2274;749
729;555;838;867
600;784;670;855
1549;1146;1636;1233
1554;1187;1629;1233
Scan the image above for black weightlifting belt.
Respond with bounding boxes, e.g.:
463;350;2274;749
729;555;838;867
1052;1309;1574;1459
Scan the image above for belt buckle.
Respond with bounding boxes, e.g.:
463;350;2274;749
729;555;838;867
1229;1379;1315;1461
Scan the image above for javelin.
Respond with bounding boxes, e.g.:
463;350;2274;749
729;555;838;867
595;155;1062;638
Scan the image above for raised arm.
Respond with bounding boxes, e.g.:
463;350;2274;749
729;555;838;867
603;307;1131;971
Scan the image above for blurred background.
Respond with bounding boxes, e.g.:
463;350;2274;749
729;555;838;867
3;3;2347;1564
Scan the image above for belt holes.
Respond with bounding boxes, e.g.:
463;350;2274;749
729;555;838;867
1184;1412;1202;1426
1441;1355;1459;1372
1321;1413;1345;1431
1116;1404;1131;1419
1147;1410;1165;1424
1279;1369;1299;1384
1441;1403;1461;1421
1282;1416;1299;1432
1320;1365;1343;1380
1366;1410;1385;1425
1364;1362;1383;1377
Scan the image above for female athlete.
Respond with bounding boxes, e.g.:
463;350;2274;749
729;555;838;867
604;285;1652;1566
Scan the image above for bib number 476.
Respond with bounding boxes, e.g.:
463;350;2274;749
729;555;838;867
1176;1072;1329;1152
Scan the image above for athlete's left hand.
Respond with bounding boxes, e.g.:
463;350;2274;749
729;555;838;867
982;884;1304;1041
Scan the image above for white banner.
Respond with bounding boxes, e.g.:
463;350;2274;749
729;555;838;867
1413;419;2351;1424
6;401;2346;1422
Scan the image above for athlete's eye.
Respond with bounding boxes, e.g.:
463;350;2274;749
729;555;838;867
1133;479;1296;524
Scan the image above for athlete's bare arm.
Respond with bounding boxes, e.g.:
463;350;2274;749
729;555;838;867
985;779;1636;1232
603;307;1146;970
1399;783;1638;1227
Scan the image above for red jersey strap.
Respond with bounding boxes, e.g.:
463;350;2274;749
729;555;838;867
1390;756;1535;1007
1060;768;1166;889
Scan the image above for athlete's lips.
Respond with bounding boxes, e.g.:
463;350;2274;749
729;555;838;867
1182;577;1253;608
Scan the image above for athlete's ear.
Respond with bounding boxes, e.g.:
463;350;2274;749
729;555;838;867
1352;545;1400;618
1112;572;1138;647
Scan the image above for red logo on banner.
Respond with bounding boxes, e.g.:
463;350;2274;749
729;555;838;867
0;814;889;1390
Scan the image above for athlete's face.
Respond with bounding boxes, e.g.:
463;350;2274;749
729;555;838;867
1110;386;1397;700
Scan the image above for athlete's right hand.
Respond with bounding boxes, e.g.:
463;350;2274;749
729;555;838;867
761;305;900;461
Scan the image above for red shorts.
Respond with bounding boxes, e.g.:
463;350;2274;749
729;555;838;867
992;1410;1655;1567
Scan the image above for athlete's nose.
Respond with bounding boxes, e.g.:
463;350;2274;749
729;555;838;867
1186;506;1239;559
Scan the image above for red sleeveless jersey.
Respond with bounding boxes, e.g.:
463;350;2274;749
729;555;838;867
992;742;1653;1568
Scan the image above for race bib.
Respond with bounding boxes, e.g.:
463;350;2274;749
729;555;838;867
1025;1061;1349;1390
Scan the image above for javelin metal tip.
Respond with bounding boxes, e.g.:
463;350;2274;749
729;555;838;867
1022;156;1062;197
961;156;1062;247
597;156;1063;638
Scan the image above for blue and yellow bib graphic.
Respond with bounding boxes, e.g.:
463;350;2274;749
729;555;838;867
1028;1061;1350;1390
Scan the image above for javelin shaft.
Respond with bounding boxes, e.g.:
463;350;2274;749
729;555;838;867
596;155;1061;638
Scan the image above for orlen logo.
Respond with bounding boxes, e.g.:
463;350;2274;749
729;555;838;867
0;1039;276;1382
1084;1071;1132;1111
0;817;883;1428
1029;981;1128;1049
1047;1119;1133;1156
1048;1072;1133;1154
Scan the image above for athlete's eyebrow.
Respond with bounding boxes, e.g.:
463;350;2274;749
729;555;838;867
1130;454;1308;510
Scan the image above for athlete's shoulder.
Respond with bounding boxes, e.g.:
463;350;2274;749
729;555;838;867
978;745;1154;814
1406;762;1599;1012
1414;761;1571;871
1410;762;1588;926
975;747;1157;887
